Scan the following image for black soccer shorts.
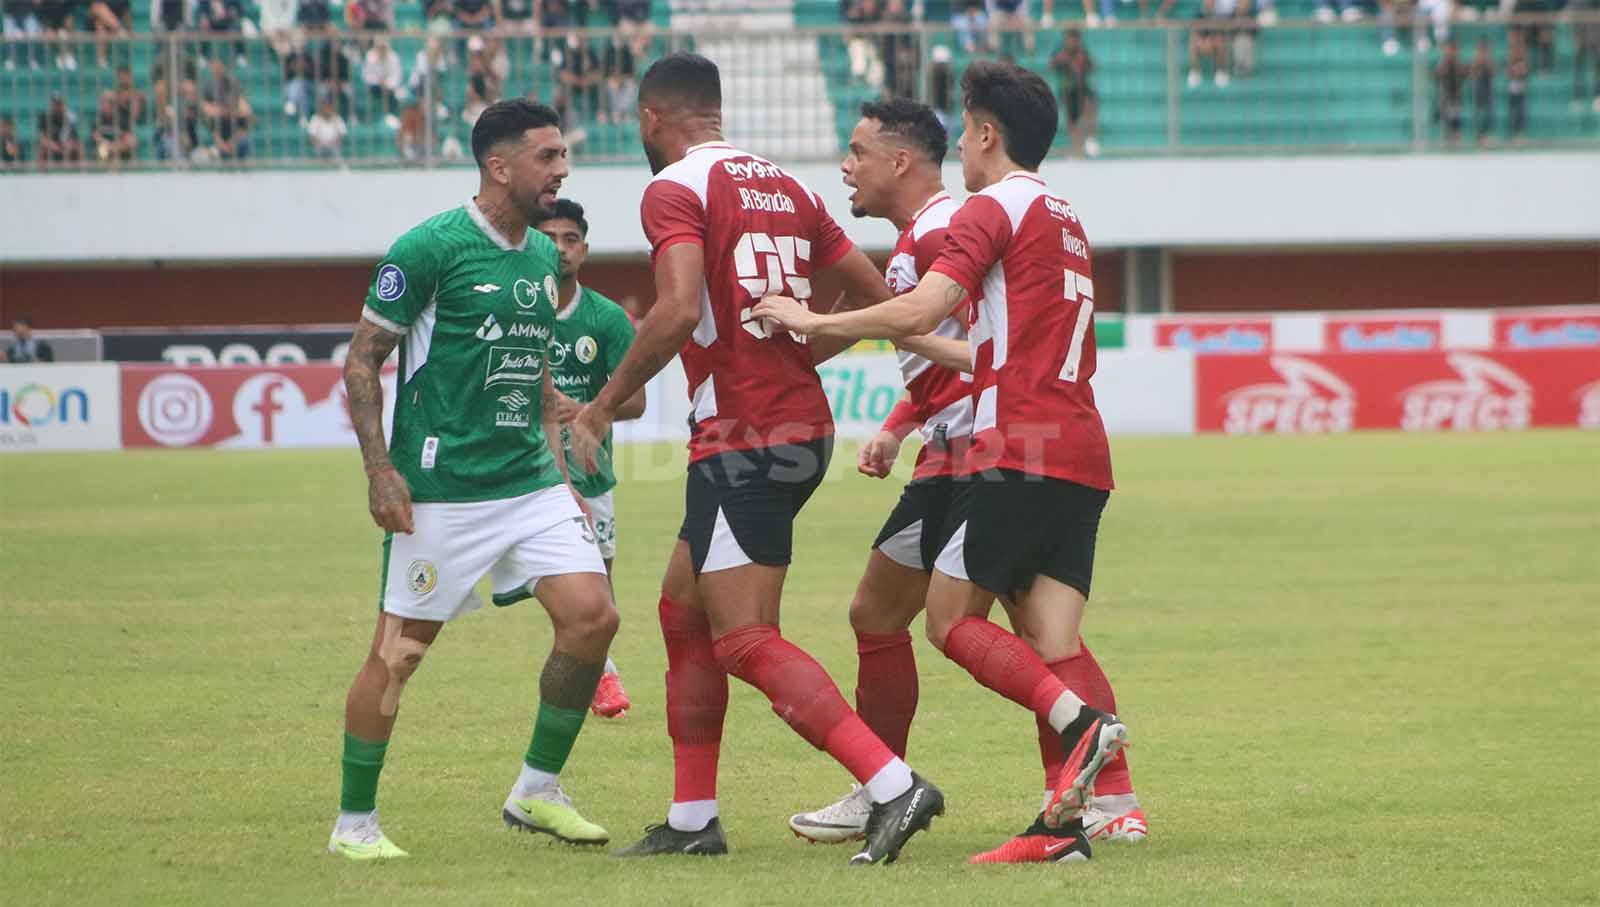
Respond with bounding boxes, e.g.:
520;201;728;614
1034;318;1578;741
872;475;960;573
934;469;1110;600
679;438;833;575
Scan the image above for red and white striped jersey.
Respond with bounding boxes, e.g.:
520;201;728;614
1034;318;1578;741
878;191;973;480
640;141;856;463
927;171;1113;489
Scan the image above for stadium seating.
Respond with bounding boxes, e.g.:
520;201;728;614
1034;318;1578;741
1;0;1595;166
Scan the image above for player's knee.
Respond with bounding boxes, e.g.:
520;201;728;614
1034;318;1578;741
561;590;620;646
924;611;956;652
377;634;431;716
710;623;777;677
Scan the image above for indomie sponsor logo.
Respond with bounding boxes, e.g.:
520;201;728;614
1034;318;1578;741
1044;196;1079;223
722;159;784;181
1503;320;1600;349
1336;324;1438;352
1222;356;1355;434
1170;326;1268;354
485;346;544;387
1400;353;1532;431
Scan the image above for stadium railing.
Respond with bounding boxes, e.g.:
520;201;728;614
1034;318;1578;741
2;14;1596;170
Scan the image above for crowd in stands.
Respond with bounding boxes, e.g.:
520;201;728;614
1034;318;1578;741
2;0;1598;168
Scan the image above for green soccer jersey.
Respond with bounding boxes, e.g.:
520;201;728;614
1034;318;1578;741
551;284;636;499
362;202;565;504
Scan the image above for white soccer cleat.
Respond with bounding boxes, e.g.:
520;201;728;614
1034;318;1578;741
788;785;871;843
1083;803;1149;843
328;811;409;861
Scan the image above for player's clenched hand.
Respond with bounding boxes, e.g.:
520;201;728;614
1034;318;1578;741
549;390;582;424
367;465;415;534
750;295;822;336
569;403;612;474
857;430;901;479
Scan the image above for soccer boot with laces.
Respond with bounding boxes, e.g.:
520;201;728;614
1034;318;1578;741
614;817;729;857
848;773;944;865
788;784;870;843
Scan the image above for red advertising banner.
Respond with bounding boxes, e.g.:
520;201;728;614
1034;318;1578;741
1493;306;1600;351
1153;318;1273;354
1323;315;1445;353
1196;350;1600;434
120;364;394;448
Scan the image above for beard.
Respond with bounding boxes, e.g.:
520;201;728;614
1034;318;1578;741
642;138;668;175
512;186;554;224
850;204;867;219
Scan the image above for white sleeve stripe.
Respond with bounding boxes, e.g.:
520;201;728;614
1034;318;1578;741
362;306;410;335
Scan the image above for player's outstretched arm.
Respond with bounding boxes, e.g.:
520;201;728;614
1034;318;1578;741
810;247;894;365
571;242;705;469
614;386;648;421
895;334;972;373
344;318;413;534
754;271;967;342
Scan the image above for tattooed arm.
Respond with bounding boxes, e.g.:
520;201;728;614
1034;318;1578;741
752;271;969;342
344;317;413;534
570;242;705;470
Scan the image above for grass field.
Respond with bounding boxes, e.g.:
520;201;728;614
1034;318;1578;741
3;432;1599;905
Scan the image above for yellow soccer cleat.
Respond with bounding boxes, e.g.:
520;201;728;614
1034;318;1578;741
328;812;410;861
503;784;609;845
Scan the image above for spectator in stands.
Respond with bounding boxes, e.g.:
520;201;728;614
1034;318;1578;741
989;0;1036;55
1051;27;1099;157
364;37;404;129
502;0;534;32
35;94;81;166
607;0;653;56
601;33;637;123
37;0;78;71
314;37;356;119
1506;29;1529;143
306;95;347;160
1314;0;1361;22
1433;38;1466;145
461;45;500;126
845;0;884;89
927;43;954;130
880;0;917;99
396;102;424;161
150;0;193;31
1509;0;1555;73
92;91;138;163
5;317;55;363
202;54;242;123
1226;0;1257;78
283;46;314;117
87;0;130;69
296;0;334;32
259;0;296;56
1577;0;1600;113
347;0;394;29
556;31;602;126
199;55;252;159
4;0;46;71
1187;0;1232;88
1469;36;1493;146
951;0;991;56
151;57;200;159
1;115;28;166
198;0;248;67
1379;0;1450;56
408;36;451;119
112;64;146;122
452;0;496;31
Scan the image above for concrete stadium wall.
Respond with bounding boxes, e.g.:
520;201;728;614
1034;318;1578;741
4;152;1599;264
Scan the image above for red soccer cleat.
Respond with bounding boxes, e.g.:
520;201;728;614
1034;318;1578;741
1084;805;1149;843
591;671;630;718
968;815;1090;864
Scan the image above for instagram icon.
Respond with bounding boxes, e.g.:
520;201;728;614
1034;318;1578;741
138;374;215;447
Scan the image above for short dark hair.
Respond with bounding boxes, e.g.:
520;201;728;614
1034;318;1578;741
960;61;1058;170
470;98;562;166
638;52;721;112
14;315;33;327
859;97;947;166
535;198;589;237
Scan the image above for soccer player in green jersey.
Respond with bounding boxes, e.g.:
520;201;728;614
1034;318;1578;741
328;100;620;861
534;198;647;720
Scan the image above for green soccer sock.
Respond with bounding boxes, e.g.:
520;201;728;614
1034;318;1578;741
524;703;588;775
340;733;389;813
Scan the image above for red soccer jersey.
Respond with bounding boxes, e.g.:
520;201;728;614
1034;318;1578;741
879;191;973;480
640;142;856;463
927;171;1113;490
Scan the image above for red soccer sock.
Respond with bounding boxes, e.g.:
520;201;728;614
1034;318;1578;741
854;629;917;759
659;594;728;805
1039;639;1134;796
942;616;1072;719
713;624;896;785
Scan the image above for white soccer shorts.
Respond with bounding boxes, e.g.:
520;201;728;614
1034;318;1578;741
380;483;606;622
584;490;617;560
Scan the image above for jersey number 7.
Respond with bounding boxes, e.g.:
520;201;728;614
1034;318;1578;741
1059;267;1095;383
735;231;812;343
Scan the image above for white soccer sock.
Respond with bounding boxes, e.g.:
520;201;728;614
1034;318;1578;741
1039;790;1053;814
1045;690;1087;734
1095;792;1140;814
864;758;914;805
513;763;559;798
667;799;718;832
604;657;618;675
335;810;376;835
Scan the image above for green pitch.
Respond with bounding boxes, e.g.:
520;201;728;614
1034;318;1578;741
3;432;1597;904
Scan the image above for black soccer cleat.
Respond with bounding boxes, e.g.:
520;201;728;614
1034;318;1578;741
848;773;945;865
1046;707;1129;829
613;818;729;857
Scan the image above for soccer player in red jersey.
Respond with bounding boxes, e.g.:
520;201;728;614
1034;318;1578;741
753;61;1139;864
785;98;1145;853
569;53;946;865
